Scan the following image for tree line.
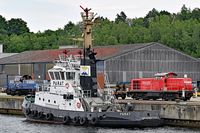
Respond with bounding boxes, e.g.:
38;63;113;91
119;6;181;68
0;5;200;58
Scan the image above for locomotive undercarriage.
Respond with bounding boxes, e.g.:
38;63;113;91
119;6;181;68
115;90;193;101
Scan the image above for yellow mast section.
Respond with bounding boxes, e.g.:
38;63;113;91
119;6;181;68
80;6;95;49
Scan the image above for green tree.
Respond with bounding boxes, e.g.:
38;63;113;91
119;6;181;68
177;5;191;20
64;21;75;31
0;15;7;35
115;11;127;23
191;8;200;21
159;10;171;16
7;18;30;35
144;8;159;27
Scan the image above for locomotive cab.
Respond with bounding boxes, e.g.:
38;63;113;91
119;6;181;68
154;72;177;79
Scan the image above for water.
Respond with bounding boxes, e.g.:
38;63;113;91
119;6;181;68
0;114;200;133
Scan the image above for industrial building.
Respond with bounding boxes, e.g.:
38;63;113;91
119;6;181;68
0;42;199;87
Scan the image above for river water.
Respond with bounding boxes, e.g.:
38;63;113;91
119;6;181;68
0;114;200;133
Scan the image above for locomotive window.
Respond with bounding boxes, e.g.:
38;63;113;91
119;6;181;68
55;72;61;80
60;72;65;80
49;72;54;80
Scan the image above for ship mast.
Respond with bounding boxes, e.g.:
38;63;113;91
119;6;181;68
80;6;97;97
80;5;95;50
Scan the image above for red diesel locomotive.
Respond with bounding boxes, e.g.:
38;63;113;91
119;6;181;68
115;72;193;101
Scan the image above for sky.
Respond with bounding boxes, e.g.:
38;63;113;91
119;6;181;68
0;0;200;32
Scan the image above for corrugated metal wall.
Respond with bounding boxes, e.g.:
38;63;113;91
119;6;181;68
105;44;200;83
2;64;34;76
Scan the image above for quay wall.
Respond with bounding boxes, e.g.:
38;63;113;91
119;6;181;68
118;100;200;127
0;95;23;115
1;94;200;127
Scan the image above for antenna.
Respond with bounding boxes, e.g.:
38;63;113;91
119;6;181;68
80;5;91;19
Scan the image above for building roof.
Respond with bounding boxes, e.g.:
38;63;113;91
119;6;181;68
0;42;186;65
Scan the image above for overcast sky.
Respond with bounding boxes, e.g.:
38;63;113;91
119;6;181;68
0;0;200;32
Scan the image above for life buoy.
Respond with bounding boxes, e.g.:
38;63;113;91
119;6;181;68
76;102;81;108
65;83;69;89
79;117;87;125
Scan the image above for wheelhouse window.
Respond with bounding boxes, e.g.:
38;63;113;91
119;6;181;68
66;72;75;80
60;72;65;80
49;72;55;80
54;72;61;80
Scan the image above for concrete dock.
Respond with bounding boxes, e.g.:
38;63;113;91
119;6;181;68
1;93;200;127
117;98;200;127
0;93;23;115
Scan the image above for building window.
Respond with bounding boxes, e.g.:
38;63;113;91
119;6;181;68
96;60;104;72
69;103;71;106
54;101;56;104
39;98;41;100
48;100;50;103
43;98;45;101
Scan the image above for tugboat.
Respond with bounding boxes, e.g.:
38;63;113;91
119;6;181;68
22;6;163;127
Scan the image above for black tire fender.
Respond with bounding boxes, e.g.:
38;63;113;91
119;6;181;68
33;110;38;117
25;108;31;115
46;113;53;120
79;117;87;125
38;112;44;118
72;116;79;124
90;117;98;125
63;116;70;124
30;110;35;116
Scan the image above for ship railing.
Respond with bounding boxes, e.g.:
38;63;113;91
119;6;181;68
59;54;67;61
104;73;110;89
97;82;103;97
55;54;81;70
104;72;117;103
104;73;113;95
40;83;50;91
81;12;95;21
